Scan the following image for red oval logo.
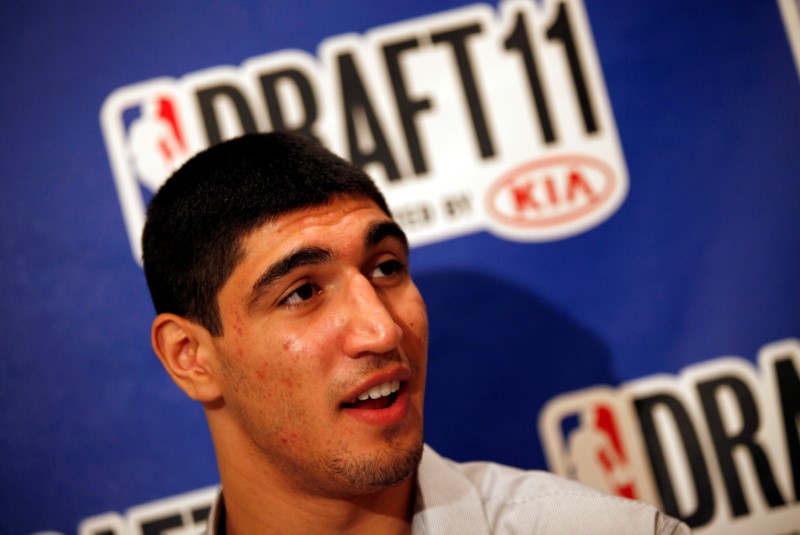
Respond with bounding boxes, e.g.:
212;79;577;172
486;155;618;229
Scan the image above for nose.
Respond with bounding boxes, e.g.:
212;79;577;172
341;273;403;358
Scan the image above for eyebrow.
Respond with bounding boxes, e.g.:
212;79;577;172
245;219;409;310
246;246;332;310
365;220;409;252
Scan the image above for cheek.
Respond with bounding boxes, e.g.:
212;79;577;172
275;334;328;390
235;335;308;390
282;336;305;360
254;371;277;402
281;321;344;363
276;430;301;445
402;291;429;340
232;314;244;337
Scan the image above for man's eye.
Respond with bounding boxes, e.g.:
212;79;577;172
281;283;318;306
371;260;405;279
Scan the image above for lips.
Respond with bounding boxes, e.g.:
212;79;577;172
340;370;411;425
342;380;400;410
359;380;400;401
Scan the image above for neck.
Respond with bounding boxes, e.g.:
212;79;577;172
223;472;415;535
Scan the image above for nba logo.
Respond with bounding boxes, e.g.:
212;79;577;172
100;78;199;263
538;386;660;505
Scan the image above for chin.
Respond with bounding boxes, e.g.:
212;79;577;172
325;435;424;496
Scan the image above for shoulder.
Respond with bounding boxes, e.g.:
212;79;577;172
416;445;690;535
455;455;603;498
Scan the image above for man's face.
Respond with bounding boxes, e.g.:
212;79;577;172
209;196;427;497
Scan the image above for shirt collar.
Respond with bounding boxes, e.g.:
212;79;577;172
412;445;490;535
207;489;225;535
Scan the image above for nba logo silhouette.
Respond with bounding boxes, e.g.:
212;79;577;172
126;94;190;192
539;386;659;505
101;78;198;262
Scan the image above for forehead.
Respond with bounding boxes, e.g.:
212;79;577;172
240;197;396;261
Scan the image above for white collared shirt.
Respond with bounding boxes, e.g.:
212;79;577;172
207;445;690;534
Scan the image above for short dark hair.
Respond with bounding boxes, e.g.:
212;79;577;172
142;132;391;336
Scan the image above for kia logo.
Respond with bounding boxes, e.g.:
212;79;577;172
486;155;619;230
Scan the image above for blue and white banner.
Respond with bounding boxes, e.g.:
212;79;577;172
2;1;798;533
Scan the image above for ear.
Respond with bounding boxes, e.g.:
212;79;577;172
151;313;223;403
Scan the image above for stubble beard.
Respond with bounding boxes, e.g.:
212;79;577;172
323;432;425;497
219;351;426;498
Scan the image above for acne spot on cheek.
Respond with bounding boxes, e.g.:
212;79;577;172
232;312;244;336
282;337;304;361
278;431;299;445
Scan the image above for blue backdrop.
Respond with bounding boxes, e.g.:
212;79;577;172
2;1;798;533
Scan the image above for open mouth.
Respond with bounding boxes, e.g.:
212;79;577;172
341;380;401;410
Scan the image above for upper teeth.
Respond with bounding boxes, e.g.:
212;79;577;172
357;380;400;401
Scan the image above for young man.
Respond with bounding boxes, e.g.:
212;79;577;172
143;133;689;534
